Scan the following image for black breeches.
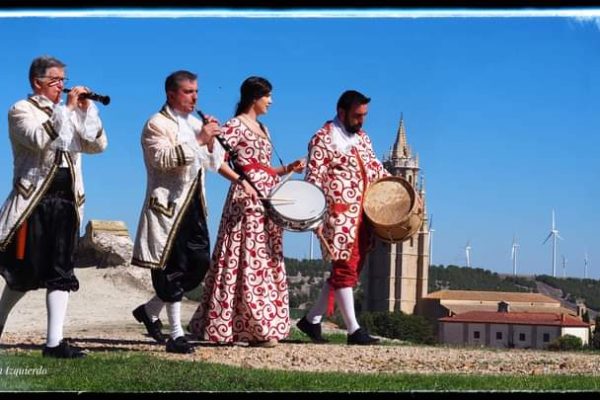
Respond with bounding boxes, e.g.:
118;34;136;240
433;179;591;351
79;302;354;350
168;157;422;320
0;168;79;292
151;195;210;302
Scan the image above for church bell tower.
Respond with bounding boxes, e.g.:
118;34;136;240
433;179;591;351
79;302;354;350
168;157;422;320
362;115;430;314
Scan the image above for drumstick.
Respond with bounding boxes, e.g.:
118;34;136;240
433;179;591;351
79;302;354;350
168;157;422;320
274;156;306;193
316;230;334;258
278;170;295;186
265;201;296;206
258;196;295;202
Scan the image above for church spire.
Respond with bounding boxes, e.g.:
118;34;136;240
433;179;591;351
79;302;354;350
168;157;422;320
392;113;411;159
383;113;419;176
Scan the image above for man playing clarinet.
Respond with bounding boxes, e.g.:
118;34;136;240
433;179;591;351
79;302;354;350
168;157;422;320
0;55;108;358
131;70;225;354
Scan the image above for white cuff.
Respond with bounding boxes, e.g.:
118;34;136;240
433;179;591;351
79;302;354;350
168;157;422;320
76;102;102;141
51;104;75;150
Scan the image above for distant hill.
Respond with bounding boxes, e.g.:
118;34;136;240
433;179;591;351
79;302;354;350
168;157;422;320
285;258;328;277
536;275;600;312
429;264;537;293
428;264;600;316
280;260;600;315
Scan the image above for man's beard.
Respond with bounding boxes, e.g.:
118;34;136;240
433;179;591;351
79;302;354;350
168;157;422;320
344;121;361;134
344;116;362;133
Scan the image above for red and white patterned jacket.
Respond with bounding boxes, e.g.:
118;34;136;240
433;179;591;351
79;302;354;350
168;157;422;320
305;120;389;261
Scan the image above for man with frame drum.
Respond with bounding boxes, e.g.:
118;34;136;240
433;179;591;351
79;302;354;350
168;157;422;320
297;90;390;346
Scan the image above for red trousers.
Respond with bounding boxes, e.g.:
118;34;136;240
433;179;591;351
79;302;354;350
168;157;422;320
325;213;370;315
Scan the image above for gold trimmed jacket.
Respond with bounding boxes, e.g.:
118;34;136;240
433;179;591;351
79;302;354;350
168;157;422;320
0;95;107;251
131;105;224;270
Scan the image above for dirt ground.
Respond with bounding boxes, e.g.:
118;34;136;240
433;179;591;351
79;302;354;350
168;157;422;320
2;265;600;376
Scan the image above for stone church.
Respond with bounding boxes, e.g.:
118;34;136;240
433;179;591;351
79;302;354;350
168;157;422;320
362;115;431;314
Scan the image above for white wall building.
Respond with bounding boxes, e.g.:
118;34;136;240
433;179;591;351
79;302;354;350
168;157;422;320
439;306;590;349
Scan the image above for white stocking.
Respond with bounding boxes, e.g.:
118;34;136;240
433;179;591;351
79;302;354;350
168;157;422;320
46;290;69;347
306;281;330;324
145;295;164;323
166;302;184;339
0;286;26;329
334;287;360;334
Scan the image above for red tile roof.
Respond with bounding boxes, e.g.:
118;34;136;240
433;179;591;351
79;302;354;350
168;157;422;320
425;290;558;303
443;304;574;316
439;311;589;327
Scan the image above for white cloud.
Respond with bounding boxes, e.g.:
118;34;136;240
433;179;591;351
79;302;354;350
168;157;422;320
574;16;600;31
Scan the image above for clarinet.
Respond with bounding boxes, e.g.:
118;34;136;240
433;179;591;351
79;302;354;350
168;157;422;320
62;88;110;105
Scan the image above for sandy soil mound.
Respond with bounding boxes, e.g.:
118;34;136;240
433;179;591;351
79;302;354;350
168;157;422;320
0;265;198;336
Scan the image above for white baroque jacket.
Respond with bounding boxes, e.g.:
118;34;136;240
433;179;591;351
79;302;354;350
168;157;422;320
0;95;107;251
131;105;224;270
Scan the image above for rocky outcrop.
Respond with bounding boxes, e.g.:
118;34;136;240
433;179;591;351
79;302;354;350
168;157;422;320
76;220;133;268
74;220;155;293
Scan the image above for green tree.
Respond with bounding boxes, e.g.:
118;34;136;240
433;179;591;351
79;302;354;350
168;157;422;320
548;334;583;351
355;311;436;345
591;315;600;350
582;310;590;323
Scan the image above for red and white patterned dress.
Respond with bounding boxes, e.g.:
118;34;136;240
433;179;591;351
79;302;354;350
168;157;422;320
188;117;290;343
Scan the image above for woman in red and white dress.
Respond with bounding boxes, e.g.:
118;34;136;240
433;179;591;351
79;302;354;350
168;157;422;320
189;76;304;347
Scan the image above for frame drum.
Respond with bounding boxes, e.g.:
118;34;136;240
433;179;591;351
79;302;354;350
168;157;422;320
363;176;424;242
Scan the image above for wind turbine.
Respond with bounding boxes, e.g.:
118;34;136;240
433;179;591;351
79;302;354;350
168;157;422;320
428;214;435;267
542;209;563;277
511;235;520;276
562;255;567;278
584;252;589;279
464;241;472;268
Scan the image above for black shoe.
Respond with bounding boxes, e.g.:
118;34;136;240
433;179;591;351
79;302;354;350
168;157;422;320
42;340;86;358
248;338;278;348
133;304;166;344
296;316;329;344
347;327;380;346
166;336;194;354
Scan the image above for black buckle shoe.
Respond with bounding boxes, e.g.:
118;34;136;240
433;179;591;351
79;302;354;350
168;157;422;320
166;336;194;354
42;340;86;358
296;316;329;344
133;305;166;344
347;327;380;346
248;338;278;348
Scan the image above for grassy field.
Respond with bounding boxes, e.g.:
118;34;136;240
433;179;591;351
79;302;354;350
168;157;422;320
0;335;600;392
1;329;598;392
0;351;599;392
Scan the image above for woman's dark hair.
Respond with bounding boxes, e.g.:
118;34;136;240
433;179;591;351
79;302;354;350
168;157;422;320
234;76;272;116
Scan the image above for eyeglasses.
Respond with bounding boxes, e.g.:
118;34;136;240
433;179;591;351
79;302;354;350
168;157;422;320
38;76;69;85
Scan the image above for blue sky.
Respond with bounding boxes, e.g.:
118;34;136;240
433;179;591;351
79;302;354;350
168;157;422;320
0;10;599;278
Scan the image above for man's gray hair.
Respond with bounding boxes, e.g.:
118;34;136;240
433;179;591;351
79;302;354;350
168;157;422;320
28;55;66;89
165;70;197;93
